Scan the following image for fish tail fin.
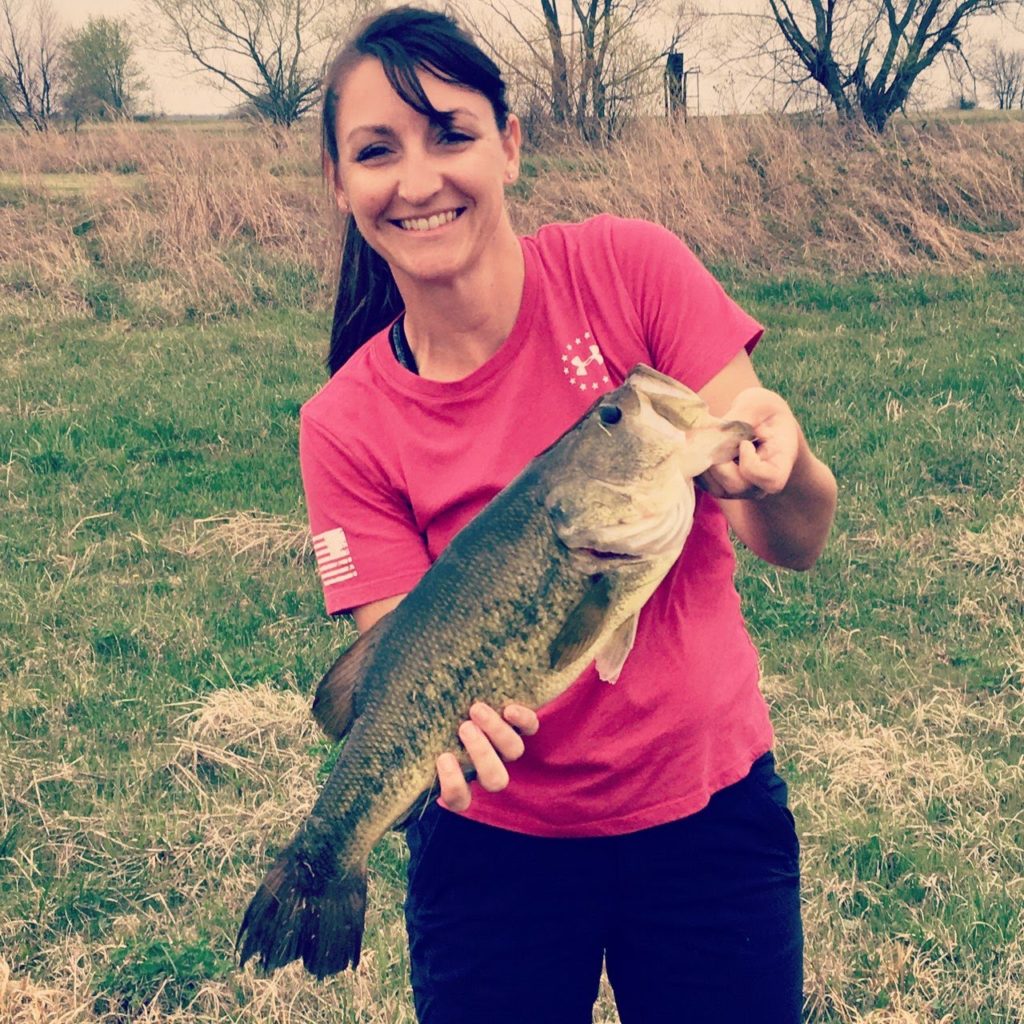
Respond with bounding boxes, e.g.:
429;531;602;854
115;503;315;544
237;844;367;979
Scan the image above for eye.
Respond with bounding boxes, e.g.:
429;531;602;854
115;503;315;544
355;144;391;162
438;128;473;146
599;405;622;425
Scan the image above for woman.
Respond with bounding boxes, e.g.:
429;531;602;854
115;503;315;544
301;7;837;1022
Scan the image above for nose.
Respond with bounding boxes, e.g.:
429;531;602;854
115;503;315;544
397;151;443;206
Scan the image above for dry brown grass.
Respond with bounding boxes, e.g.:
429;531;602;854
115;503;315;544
517;117;1024;274
0;665;621;1024
161;512;312;565
1;115;1022;324
774;682;1024;1023
952;512;1024;581
0;951;93;1024
940;485;1024;683
0;123;330;322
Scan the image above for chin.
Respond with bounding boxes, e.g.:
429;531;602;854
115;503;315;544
395;257;469;286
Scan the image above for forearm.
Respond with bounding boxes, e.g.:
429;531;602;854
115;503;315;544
721;430;837;571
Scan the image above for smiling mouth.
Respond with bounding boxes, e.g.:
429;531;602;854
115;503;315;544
394;209;465;232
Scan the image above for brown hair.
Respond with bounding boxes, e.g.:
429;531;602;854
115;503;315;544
321;6;509;376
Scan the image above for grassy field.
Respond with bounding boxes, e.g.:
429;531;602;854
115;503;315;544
1;121;1023;1022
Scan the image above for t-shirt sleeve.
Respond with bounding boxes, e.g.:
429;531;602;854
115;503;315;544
299;407;430;615
606;217;763;391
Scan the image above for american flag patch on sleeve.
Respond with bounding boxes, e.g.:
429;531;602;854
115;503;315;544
312;527;358;585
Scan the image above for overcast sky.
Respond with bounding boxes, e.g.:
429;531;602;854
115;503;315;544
50;0;1024;118
54;0;235;115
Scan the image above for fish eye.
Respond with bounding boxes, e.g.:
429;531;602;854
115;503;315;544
599;405;622;425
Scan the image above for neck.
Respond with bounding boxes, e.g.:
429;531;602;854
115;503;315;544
395;222;525;383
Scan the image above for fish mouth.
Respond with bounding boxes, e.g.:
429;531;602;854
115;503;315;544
579;547;644;561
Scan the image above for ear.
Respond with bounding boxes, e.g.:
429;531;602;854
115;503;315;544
334;177;350;214
502;114;522;185
326;157;350;213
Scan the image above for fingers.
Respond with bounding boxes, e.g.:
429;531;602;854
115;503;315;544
437;701;539;812
437;751;472;812
741;419;800;493
703;386;802;499
499;701;540;737
700;452;762;500
702;440;791;499
736;438;784;494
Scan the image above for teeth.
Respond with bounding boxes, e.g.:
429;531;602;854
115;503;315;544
399;210;459;231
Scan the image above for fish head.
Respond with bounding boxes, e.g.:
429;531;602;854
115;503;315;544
541;365;754;566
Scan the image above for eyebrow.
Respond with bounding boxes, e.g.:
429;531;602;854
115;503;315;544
345;125;395;144
344;108;482;145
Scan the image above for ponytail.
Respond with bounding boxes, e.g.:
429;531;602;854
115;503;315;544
327;217;402;376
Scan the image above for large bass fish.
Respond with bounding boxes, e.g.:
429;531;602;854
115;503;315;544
237;364;753;979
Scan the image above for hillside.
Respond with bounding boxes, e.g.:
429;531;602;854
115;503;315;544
1;114;1022;328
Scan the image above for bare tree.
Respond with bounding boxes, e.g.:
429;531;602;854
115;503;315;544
978;41;1024;108
142;0;350;127
0;0;61;132
463;0;698;140
943;46;976;107
759;0;1024;130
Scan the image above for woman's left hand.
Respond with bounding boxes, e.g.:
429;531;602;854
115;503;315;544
698;387;801;501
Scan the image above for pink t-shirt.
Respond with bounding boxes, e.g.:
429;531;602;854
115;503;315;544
299;214;772;837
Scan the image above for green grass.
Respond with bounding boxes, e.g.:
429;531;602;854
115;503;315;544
1;269;1022;1021
0;171;145;197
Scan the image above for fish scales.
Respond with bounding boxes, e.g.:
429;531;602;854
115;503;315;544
237;365;755;980
310;477;589;864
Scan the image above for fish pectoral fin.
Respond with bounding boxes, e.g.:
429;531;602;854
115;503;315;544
311;612;393;739
595;613;639;684
548;575;614;671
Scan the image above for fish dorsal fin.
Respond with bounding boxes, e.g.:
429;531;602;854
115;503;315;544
595;613;639;684
311;612;392;739
549;575;614;671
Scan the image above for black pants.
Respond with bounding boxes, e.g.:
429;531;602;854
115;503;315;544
403;752;803;1023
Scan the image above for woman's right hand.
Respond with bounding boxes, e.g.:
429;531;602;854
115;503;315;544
437;701;539;812
353;601;539;811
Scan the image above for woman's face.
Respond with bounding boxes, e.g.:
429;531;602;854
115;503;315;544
331;58;521;288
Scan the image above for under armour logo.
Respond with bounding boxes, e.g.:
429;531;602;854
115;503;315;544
561;331;611;392
571;345;605;377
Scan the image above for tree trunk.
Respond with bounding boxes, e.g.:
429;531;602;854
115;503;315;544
539;0;571;123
